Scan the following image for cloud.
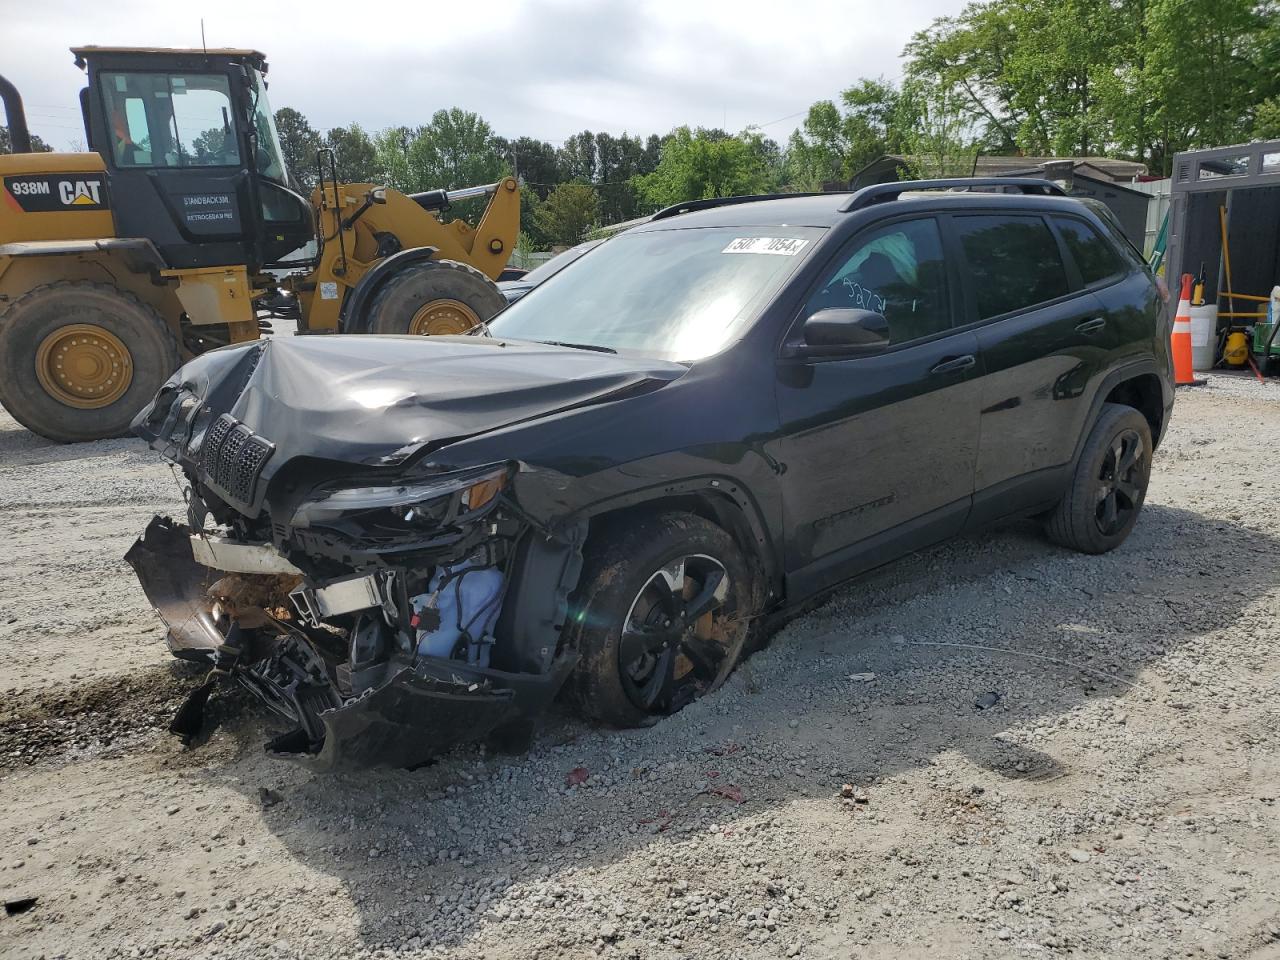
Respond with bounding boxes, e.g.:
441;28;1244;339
4;0;960;150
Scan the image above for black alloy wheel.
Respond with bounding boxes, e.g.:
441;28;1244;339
1095;429;1145;536
563;512;756;727
619;553;733;713
1045;402;1153;554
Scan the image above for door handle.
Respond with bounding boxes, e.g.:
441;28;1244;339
930;354;976;375
1076;317;1107;335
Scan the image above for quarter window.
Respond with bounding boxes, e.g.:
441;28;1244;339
805;218;951;344
955;215;1069;319
1053;216;1125;286
100;72;240;168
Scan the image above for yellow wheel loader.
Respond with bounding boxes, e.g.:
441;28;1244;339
0;47;519;442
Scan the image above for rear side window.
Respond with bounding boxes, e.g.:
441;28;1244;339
1053;216;1126;286
955;215;1070;320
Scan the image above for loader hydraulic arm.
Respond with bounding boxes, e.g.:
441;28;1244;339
300;176;519;333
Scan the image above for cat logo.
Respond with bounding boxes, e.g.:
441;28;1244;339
59;180;103;206
2;174;109;213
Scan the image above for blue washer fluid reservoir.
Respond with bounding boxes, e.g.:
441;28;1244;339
412;562;504;667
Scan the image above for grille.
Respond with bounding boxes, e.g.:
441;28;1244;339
232;436;273;502
201;415;235;474
200;413;274;505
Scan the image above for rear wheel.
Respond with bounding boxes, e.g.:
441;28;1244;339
364;259;506;336
0;281;180;442
564;512;757;727
1045;402;1152;554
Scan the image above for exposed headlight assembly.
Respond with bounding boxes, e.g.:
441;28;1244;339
291;464;509;528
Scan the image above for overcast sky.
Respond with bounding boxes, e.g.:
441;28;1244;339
9;0;960;151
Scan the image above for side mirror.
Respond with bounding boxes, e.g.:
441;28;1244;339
369;187;387;205
785;308;890;358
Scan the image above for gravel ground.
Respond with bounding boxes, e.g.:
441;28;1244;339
2;373;1280;960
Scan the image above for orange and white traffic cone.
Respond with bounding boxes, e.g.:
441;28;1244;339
1171;273;1204;386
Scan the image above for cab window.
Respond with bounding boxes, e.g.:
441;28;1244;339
805;217;951;344
100;72;240;168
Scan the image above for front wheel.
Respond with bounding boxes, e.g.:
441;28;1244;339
364;258;507;336
564;512;757;727
1045;402;1153;554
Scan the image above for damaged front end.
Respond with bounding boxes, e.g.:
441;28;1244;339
127;485;580;769
124;335;689;768
122;341;618;769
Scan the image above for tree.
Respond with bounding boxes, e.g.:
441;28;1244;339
384;108;509;224
533;183;599;246
372;125;418;193
191;126;233;165
324;124;378;183
896;80;979;178
495;136;561;195
783;79;906;188
519;189;549;247
1141;0;1268;173
543;130;660;223
784;101;846;190
403;108;507;192
0;128;54;154
274;107;322;192
557;132;598;183
632;126;776;210
1255;97;1280;140
899;0;1277;174
904;3;1024;153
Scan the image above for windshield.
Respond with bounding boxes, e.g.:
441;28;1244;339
249;69;289;185
486;226;823;361
519;239;604;283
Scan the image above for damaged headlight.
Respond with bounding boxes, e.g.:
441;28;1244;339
291;464;509;528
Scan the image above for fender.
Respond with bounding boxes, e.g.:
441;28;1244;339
1070;357;1165;467
567;475;782;601
0;237;165;274
339;245;439;333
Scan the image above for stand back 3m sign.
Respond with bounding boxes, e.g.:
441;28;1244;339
3;174;109;212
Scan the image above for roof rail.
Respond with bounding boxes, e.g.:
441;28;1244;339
649;191;832;222
839;178;1066;213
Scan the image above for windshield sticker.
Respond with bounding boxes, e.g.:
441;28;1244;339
722;237;810;256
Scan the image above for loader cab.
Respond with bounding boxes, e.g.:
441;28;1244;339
73;46;314;272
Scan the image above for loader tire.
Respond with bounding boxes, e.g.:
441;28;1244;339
0;281;180;443
365;259;507;336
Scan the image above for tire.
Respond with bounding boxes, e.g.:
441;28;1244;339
1045;402;1153;554
364;259;506;336
0;281;180;443
563;512;757;727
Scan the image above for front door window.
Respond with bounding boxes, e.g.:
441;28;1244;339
805;217;951;345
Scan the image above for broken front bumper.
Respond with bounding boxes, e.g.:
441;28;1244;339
125;516;573;770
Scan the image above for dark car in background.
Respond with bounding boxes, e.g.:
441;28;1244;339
128;178;1173;770
497;238;605;304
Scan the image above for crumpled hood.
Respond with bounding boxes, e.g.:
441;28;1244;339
134;334;685;511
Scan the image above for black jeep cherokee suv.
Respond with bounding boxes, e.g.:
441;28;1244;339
129;177;1173;769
